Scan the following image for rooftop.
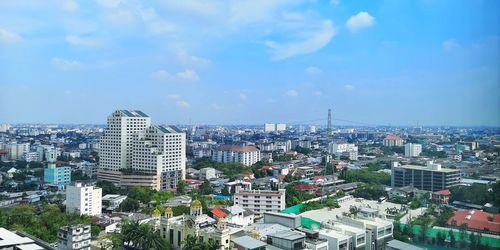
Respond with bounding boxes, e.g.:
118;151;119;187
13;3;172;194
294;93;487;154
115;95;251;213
447;210;500;234
232;236;267;249
217;145;259;152
386;239;425;250
384;135;403;140
118;110;149;117
268;230;305;241
396;164;460;173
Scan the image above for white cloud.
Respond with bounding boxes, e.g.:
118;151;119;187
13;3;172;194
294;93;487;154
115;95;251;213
177;52;211;67
331;0;340;5
167;94;181;100
314;91;323;96
151;69;199;82
343;84;355;91
285;89;298;97
151;70;171;81
107;10;134;24
305;66;322;74
266;20;336;60
346;12;375;32
176;100;190;108
65;35;100;47
239;93;247;101
443;39;460;52
211;103;222;110
0;28;22;44
51;57;83;70
267;98;276;103
95;0;121;8
176;70;199;81
61;0;79;12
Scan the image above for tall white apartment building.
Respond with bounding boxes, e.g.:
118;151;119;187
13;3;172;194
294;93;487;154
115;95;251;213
212;145;261;166
0;142;30;160
98;110;151;180
66;183;102;216
0;124;11;133
57;224;91;250
132;125;186;177
233;189;286;214
276;123;287;132
328;142;358;160
264;123;276;132
404;143;422;157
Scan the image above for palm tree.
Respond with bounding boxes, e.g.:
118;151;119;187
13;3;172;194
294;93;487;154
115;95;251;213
206;239;219;250
182;235;198;250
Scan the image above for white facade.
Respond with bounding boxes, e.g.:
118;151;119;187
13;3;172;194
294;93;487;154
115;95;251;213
98;110;151;172
404;143;422;157
0;124;11;133
328;142;358;160
0;142;30;160
276;123;287;132
24;152;40;162
233;189;286;214
132;125;186;177
264;123;276;132
66;183;102;216
212;145;261;166
57;224;91;250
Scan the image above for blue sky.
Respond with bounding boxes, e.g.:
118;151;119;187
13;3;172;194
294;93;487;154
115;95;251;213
0;0;499;126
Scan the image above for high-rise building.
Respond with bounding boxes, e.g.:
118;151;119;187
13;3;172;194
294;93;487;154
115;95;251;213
327;108;332;132
57;224;91;250
264;123;276;132
276;123;287;132
98;110;151;183
391;161;461;191
132;124;186;179
66;183;102;216
404;143;422;157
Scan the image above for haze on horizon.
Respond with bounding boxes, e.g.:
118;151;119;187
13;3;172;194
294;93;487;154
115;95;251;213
0;0;499;126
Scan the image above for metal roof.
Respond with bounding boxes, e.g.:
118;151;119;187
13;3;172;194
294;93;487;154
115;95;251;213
232;236;267;248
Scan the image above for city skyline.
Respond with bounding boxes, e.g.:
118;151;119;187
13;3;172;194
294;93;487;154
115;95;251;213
0;0;499;126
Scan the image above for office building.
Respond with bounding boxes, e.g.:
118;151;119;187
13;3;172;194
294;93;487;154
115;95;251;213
404;143;422;157
57;224;91;250
66;183;102;216
212;145;261;166
391;161;461;191
98;110;151;183
132;125;186;178
264;123;276;132
383;135;404;147
233;189;286;214
328;142;358;160
44;163;71;188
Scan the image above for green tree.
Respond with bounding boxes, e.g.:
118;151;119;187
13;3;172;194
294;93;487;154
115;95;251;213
96;180;119;195
199;180;214;195
177;180;186;195
449;229;456;247
119;198;140;212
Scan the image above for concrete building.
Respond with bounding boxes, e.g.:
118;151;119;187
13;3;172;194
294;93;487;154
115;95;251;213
391;161;462;191
264;123;276;132
132;124;186;178
24;152;41;162
404;143;422;157
1;142;30;160
276;123;287;132
383;135;404;147
102;194;127;211
267;230;305;250
199;167;216;180
98;110;151;183
232;236;267;250
233;189;286;214
328;142;358;160
0;227;54;249
57;224;91;250
318;229;349;250
43;163;71;188
212;145;261;166
66;183;102;216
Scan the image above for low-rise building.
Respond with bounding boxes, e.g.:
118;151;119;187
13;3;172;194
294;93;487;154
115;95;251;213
391;161;461;192
57;224;91;250
233;189;286;214
44;163;71;188
212;145;261;166
383;135;404;147
0;227;54;249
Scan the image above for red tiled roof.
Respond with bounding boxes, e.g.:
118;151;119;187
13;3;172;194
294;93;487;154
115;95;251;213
0;150;7;154
312;176;325;181
437;189;451;195
211;209;228;218
261;165;275;171
294;183;318;191
447;210;500;233
384;135;403;140
217;145;259;152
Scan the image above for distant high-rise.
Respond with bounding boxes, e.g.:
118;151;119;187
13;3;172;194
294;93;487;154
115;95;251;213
327;109;332;132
